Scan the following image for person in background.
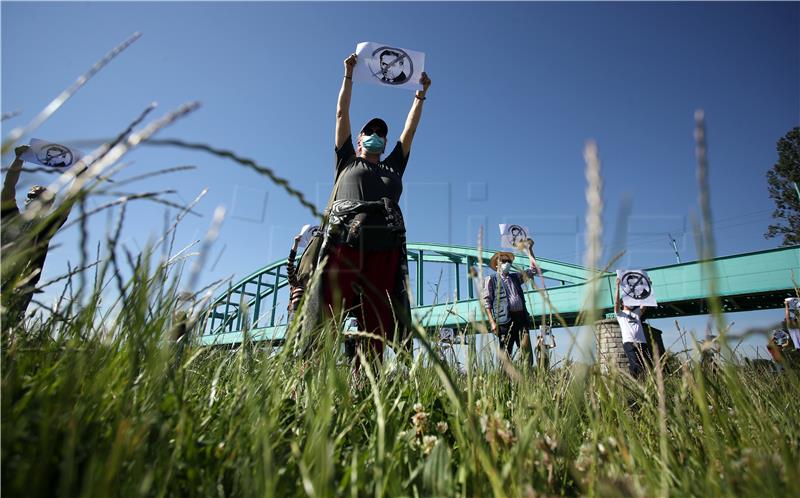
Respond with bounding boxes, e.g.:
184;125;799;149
484;239;543;367
614;276;653;378
767;328;798;368
784;298;800;350
1;145;76;325
285;233;305;324
535;326;556;373
764;299;800;368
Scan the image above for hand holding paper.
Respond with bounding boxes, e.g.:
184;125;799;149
499;223;531;249
344;53;357;75
298;224;321;248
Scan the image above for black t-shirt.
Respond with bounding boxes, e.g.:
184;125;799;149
333;137;408;250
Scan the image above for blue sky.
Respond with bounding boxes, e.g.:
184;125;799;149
2;2;798;359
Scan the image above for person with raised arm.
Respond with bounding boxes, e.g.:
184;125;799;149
2;145;75;325
303;52;431;369
614;276;653;378
485;239;542;367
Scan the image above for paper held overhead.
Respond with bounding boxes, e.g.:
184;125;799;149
353;42;426;91
20;138;84;169
298;224;321;247
499;223;532;249
616;269;658;308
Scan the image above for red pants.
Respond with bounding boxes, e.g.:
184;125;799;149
323;244;401;359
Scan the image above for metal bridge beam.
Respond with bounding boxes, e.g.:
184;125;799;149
416;250;424;307
253;275;263;328
270;267;280;327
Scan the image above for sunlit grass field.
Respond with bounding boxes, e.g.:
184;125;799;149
3;264;799;498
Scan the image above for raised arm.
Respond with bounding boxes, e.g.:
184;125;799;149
2;146;28;210
524;239;546;290
399;72;431;158
614;277;621;314
335;54;357;150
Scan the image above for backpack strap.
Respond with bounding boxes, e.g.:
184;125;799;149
321;159;347;226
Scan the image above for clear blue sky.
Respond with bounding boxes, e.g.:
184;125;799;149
2;2;798;358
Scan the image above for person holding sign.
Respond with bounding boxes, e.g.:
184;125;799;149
785;298;800;349
614;276;653;378
535;326;556;373
314;52;431;367
484;239;541;367
1;145;79;325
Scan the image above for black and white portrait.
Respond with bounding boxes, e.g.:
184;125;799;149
622;271;652;300
500;223;530;249
617;269;658;307
36;144;74;168
369;47;413;85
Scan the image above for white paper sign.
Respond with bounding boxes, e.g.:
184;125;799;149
439;327;454;342
20;138;84;168
353;42;425;91
499;223;531;249
616;269;658;307
299;224;321;247
343;316;359;333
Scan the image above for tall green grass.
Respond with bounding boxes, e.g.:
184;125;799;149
3;246;799;497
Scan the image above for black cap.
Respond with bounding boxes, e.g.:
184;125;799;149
359;118;388;137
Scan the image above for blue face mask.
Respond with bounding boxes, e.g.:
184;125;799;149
362;133;385;153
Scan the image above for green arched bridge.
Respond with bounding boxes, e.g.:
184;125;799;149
199;243;799;346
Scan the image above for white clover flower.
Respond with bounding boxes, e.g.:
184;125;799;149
436;421;448;434
411;411;429;436
422;435;438;455
413;402;424;413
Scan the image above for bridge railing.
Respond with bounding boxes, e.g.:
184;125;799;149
200;243;799;344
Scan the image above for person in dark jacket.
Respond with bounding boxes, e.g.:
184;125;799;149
313;52;431;368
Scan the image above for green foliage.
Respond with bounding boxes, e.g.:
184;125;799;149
765;127;800;245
